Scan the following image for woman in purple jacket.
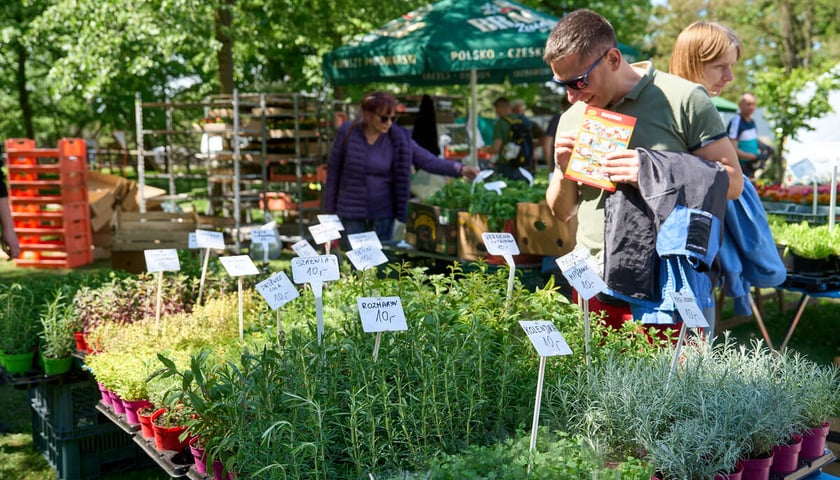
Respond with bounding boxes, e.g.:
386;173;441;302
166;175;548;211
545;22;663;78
324;91;478;241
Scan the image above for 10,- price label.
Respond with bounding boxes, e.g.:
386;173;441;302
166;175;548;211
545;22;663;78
482;232;519;255
347;246;388;270
555;249;606;300
219;255;260;276
291;255;340;284
256;272;300;310
309;223;341;245
144;249;180;273
668;291;709;328
292;239;319;257
348;231;382;250
519;320;572;357
356;296;407;333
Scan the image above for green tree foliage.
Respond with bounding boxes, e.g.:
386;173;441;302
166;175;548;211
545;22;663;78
755;65;840;182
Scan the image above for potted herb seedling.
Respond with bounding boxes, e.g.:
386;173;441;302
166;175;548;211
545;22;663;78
38;289;76;375
0;283;38;374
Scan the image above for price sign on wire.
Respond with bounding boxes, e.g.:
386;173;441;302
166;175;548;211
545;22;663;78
292;239;319;258
219;255;259;342
668;291;709;329
309;222;341;246
519;320;572;454
144;248;181;332
317;214;345;231
256;272;300;311
482;232;519;303
291;255;340;284
194;229;226;249
347;246;389;271
251;228;277;245
357;296;407;362
519;320;572;357
555;249;606;301
219;255;260;277
144;249;181;273
555;248;606;368
357;297;407;333
291;255;340;346
348;231;383;250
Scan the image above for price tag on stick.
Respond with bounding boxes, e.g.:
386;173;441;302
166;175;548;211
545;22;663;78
309;223;341;253
256;272;300;341
193;230;225;306
219;255;260;341
291;255;341;345
348;231;382;250
292;239;319;258
667;290;709;385
358;296;407;362
519;320;572;453
144;249;181;332
346;246;388;271
556;249;606;367
482;232;519;303
256;272;300;311
317;214;345;232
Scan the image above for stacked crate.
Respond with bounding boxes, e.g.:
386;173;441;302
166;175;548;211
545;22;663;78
6;138;93;268
29;377;151;480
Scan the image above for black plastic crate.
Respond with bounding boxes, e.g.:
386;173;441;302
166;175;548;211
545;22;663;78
28;377;101;435
31;404;152;480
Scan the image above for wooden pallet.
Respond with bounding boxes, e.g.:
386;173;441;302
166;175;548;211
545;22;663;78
111;211;198;252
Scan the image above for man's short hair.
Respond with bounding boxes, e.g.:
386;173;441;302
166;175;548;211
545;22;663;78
494;97;510;108
543;9;616;64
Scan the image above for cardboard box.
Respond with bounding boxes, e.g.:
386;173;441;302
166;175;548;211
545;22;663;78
404;202;461;256
515;202;577;257
457;211;542;265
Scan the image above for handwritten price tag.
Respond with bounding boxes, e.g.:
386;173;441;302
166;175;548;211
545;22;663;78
347;246;388;271
556;250;606;300
348;231;382;250
144;249;181;273
256;272;300;310
218;255;259;277
292;239;319;258
482;232;520;255
357;296;407;333
309;223;341;245
251;228;277;245
668;291;709;328
317;214;345;231
519;320;572;357
195;229;226;249
291;255;340;284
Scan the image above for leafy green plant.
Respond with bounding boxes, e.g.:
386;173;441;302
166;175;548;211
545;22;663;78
38;289;76;359
0;283;38;355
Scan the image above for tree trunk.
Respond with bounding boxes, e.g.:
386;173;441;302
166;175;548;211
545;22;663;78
14;40;34;139
215;0;235;95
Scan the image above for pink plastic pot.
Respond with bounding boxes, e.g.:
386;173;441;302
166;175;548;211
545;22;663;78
800;422;831;459
122;399;152;425
771;435;802;475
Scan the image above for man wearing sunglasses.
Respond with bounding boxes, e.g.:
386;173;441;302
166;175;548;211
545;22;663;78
541;9;743;328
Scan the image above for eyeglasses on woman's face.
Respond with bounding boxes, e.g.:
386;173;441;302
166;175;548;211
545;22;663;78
378;114;396;123
552;48;612;91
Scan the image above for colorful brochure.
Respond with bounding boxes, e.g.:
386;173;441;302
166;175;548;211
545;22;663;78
564;106;636;192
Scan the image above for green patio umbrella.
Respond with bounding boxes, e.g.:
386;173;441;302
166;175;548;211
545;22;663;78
322;0;640;163
711;96;739;113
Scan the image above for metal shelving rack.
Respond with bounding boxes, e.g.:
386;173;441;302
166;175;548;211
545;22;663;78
134;90;330;251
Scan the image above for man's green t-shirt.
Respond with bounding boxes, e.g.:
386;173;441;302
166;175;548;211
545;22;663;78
556;62;727;258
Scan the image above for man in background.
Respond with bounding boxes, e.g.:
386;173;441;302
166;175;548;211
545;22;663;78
727;92;767;179
484;96;534;181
